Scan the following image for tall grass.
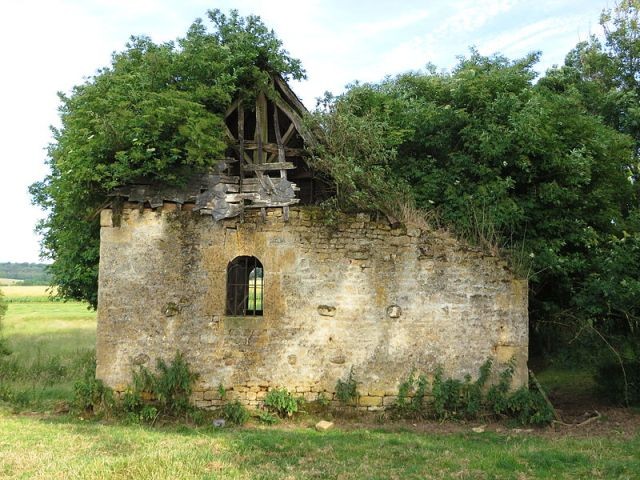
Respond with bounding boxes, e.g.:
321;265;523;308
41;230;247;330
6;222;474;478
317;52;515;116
0;299;95;411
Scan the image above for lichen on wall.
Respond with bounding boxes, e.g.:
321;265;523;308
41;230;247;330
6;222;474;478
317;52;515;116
96;205;528;410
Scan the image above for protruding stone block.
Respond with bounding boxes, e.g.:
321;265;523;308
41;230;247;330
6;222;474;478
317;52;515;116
315;420;334;431
317;305;336;317
387;305;402;318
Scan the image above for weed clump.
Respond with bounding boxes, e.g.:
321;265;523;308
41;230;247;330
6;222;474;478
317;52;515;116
394;369;429;419
335;367;359;405
73;352;114;413
74;351;203;424
392;359;554;426
222;400;250;425
264;387;300;417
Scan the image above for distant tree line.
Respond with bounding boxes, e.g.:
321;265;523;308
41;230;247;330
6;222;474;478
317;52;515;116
0;263;51;285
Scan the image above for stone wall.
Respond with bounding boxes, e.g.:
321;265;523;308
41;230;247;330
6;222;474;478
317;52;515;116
96;205;528;410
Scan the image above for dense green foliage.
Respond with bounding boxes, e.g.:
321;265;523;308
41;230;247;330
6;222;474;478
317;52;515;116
307;93;412;216
263;388;299;417
130;351;199;417
74;351;202;423
313;3;640;362
392;361;554;425
334;367;359;405
0;263;51;285
222;400;251;425
319;52;636;339
535;1;640;341
30;10;304;307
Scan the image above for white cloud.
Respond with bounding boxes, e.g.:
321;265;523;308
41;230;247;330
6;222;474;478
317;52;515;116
351;10;432;37
438;0;521;34
479;17;578;56
478;18;574;56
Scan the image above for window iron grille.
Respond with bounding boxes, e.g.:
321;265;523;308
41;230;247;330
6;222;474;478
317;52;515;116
226;256;263;316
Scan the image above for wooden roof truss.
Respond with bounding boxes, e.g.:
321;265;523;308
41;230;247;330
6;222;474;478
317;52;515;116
109;75;318;221
199;75;315;221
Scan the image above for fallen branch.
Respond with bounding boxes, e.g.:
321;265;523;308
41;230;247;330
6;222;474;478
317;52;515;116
552;410;601;427
529;369;562;422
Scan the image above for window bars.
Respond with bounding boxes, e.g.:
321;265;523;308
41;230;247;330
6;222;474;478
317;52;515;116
226;256;263;316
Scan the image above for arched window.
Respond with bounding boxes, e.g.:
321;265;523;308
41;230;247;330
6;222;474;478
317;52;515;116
226;256;263;316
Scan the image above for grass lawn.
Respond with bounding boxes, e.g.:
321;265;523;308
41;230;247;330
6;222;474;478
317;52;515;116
1;291;639;479
1;413;639;479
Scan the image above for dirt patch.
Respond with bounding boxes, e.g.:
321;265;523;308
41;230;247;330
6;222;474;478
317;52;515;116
308;408;639;438
293;404;640;439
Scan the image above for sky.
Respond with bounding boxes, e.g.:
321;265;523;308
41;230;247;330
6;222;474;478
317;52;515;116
0;0;613;263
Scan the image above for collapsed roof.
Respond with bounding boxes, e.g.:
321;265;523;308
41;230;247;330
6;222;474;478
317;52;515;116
110;74;327;220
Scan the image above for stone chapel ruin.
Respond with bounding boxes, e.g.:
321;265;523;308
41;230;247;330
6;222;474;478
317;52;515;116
96;74;528;409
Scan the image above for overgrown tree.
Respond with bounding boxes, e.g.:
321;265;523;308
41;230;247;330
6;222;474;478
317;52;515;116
30;10;304;307
316;49;637;349
541;1;640;342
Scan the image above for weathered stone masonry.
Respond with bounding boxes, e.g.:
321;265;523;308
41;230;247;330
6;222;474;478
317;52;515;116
96;205;528;410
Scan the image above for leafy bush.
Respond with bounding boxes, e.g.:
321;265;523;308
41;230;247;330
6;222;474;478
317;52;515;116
264;388;299;417
485;361;516;414
73;353;113;413
152;352;198;416
131;351;199;417
139;405;159;424
394;359;553;425
432;368;464;420
394;369;429;419
223;400;250;425
258;411;278;425
335;367;359;405
121;388;143;414
105;351;201;423
503;387;555;425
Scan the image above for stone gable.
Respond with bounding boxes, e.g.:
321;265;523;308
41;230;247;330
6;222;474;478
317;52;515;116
96;205;528;410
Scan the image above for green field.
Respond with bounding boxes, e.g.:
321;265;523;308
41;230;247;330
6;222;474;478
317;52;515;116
1;290;639;479
0;292;95;411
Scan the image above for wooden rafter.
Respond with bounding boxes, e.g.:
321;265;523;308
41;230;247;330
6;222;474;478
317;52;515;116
273;100;290;220
224;98;241;119
211;74;317;220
